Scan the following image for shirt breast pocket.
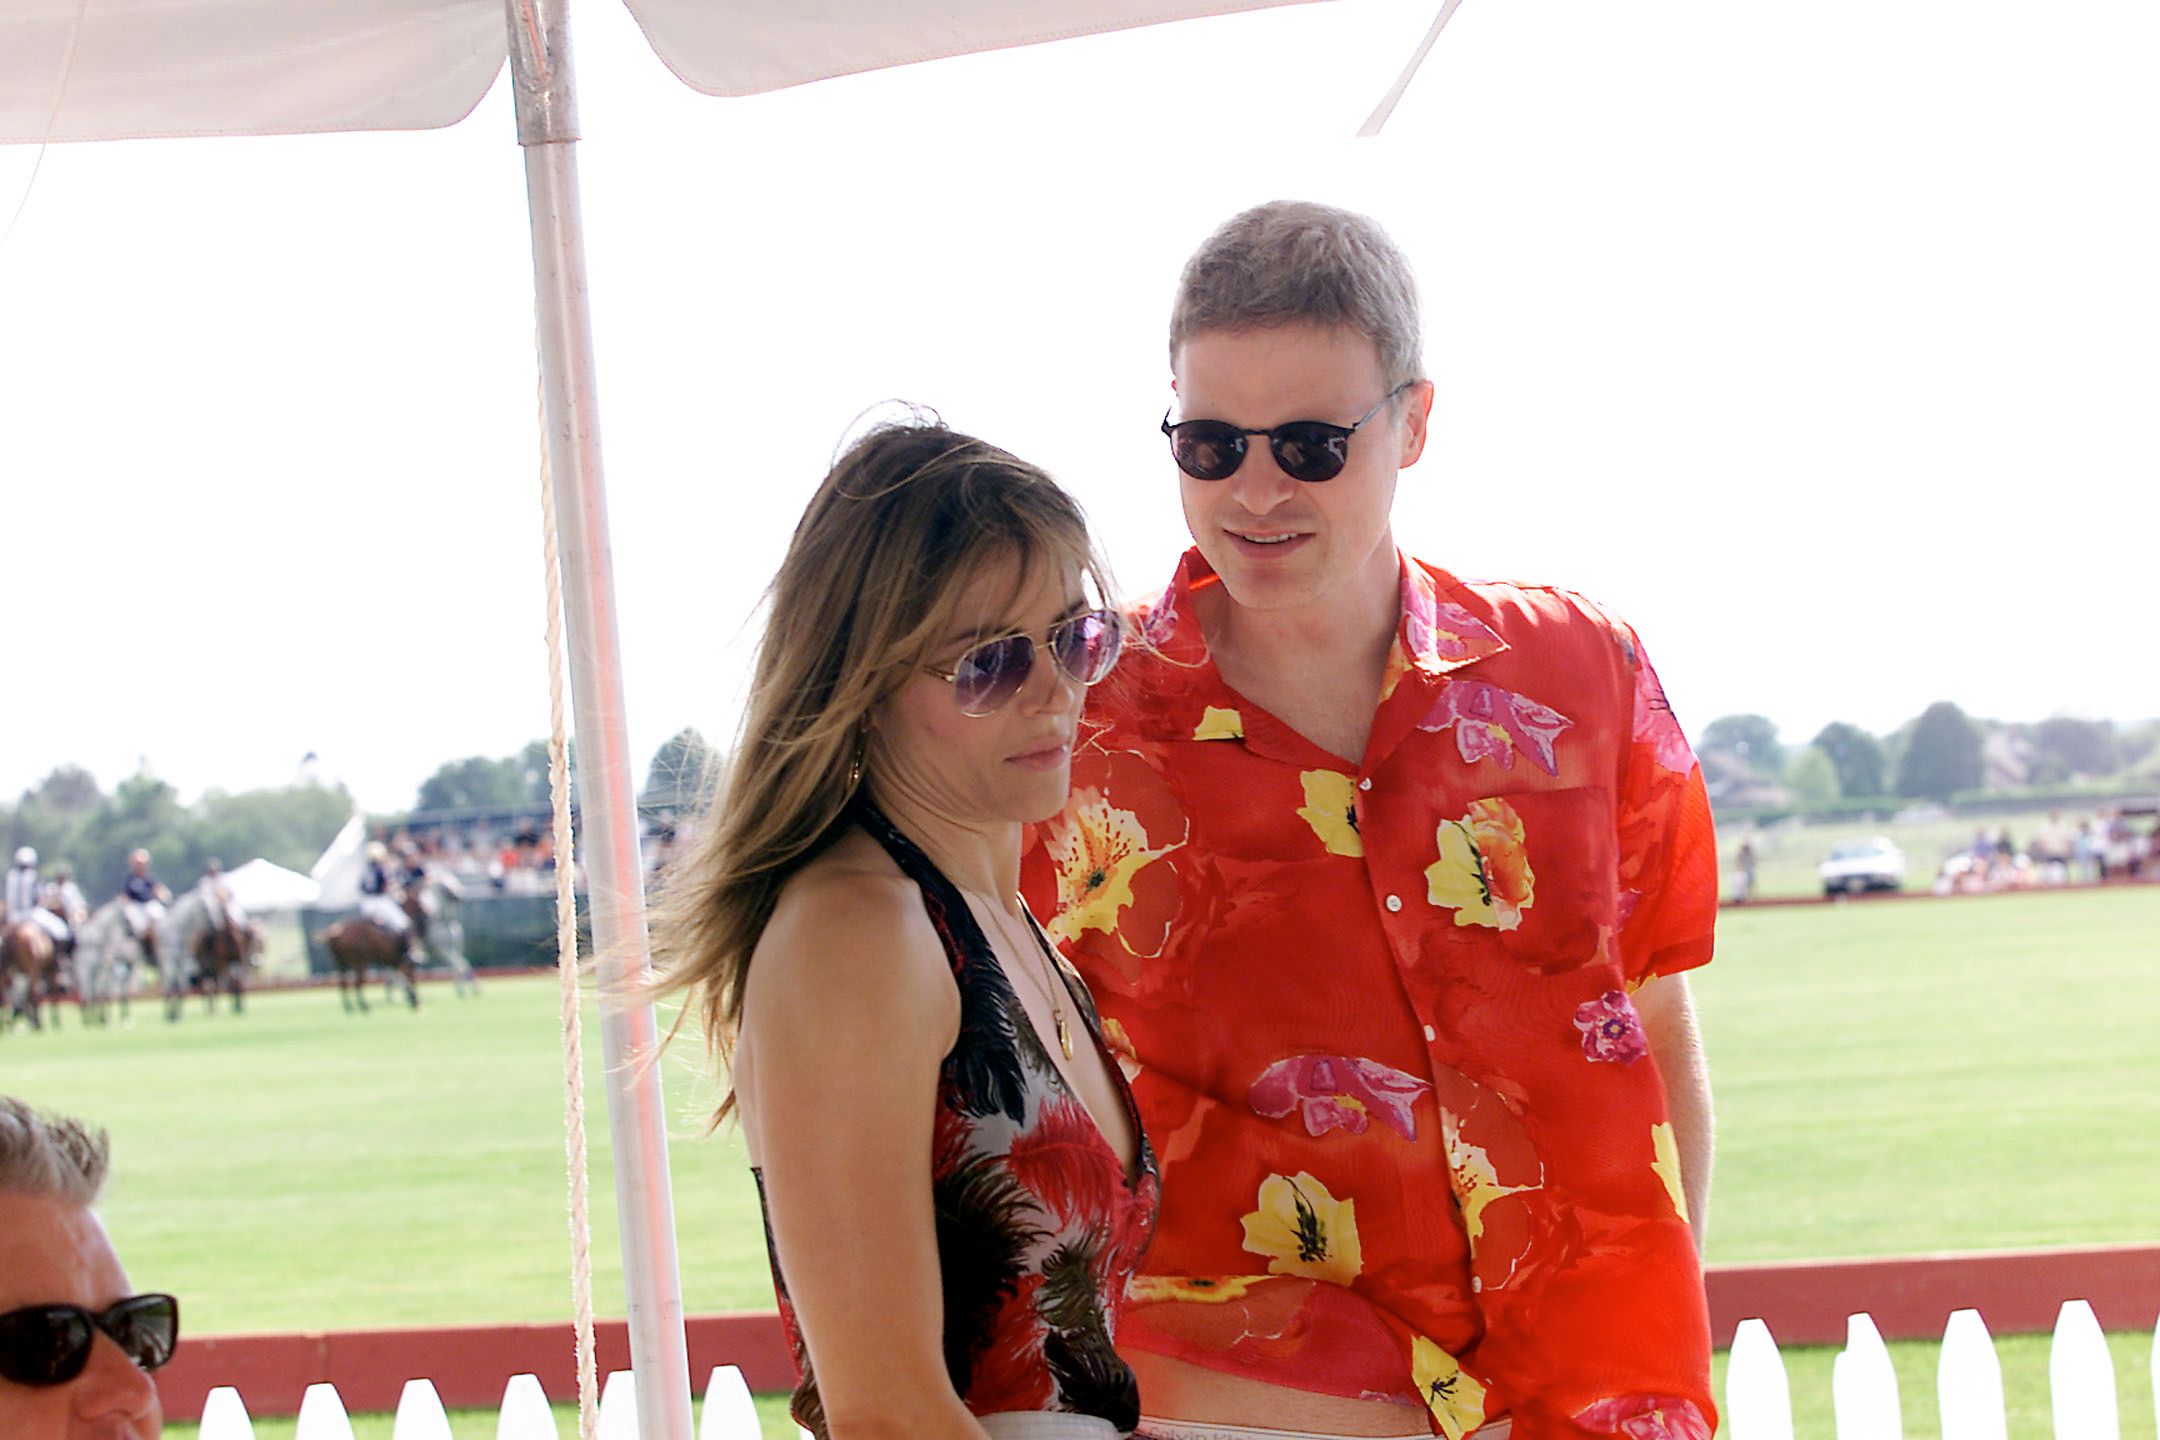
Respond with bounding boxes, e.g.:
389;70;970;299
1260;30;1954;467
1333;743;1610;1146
1424;784;1617;974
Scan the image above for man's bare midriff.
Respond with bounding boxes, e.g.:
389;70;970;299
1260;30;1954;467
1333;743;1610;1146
1131;1352;1430;1437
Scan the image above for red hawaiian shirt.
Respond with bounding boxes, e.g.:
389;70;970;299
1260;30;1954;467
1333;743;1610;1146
1020;549;1719;1440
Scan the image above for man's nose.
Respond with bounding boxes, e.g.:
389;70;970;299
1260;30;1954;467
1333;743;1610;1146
1229;442;1299;515
69;1332;163;1436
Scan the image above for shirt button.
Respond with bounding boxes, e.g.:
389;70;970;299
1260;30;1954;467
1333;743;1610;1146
1358;777;1373;791
1424;1024;1437;1042
1385;894;1403;913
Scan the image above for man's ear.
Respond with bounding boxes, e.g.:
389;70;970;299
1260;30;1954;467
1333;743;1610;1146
1398;379;1437;467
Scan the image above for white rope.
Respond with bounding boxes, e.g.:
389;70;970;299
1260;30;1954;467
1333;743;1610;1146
537;360;601;1440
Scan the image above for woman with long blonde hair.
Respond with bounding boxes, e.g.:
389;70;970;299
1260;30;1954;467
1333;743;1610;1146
654;418;1158;1440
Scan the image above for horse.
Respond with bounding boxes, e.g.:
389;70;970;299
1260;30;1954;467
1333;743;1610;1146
1;918;66;1030
190;909;262;1015
76;898;145;1026
411;869;479;998
154;888;257;1022
319;885;428;1014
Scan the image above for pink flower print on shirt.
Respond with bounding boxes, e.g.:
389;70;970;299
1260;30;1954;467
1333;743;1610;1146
1419;680;1574;777
1573;990;1649;1064
1573;1394;1713;1440
1250;1054;1432;1141
1632;669;1696;776
1426;601;1502;661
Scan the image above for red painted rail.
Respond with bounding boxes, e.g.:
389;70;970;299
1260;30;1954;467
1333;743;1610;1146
153;1243;2160;1421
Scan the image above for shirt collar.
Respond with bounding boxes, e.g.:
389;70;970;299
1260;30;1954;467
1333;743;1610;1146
1121;549;1509;726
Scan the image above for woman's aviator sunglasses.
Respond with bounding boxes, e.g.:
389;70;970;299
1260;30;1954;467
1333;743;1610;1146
1162;381;1413;483
0;1293;179;1386
927;608;1123;717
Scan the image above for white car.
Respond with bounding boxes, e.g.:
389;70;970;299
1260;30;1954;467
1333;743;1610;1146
1819;837;1907;896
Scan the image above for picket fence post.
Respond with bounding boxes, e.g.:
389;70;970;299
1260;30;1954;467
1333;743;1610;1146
495;1372;556;1440
1725;1317;1795;1440
196;1384;255;1440
598;1368;638;1439
293;1381;357;1440
1831;1311;1902;1439
392;1379;453;1440
1936;1307;2007;1440
700;1365;760;1440
2049;1299;2119;1440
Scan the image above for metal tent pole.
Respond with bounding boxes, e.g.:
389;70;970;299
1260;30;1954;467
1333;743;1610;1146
504;1;693;1434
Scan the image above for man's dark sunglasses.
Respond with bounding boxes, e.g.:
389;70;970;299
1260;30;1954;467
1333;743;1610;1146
1161;381;1414;483
0;1293;179;1386
926;608;1123;717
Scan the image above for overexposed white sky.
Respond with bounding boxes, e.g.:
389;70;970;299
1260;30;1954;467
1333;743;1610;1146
4;0;2155;813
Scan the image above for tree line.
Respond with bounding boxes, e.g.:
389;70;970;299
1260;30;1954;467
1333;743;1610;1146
1696;706;2160;815
7;711;2148;894
0;730;715;901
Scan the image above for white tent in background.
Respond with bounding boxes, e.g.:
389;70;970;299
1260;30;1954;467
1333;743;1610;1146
2;2;1456;1433
309;813;370;910
222;857;324;912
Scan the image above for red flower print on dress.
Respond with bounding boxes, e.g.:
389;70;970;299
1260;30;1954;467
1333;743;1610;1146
1573;990;1648;1064
1419;679;1574;776
1249;1054;1431;1141
1006;1096;1125;1229
1573;1394;1712;1439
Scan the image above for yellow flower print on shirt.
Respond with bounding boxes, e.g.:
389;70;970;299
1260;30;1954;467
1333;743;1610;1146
1240;1171;1362;1287
1126;1274;1268;1305
1440;1107;1539;1248
1652;1121;1689;1222
1297;770;1364;857
1411;1336;1488;1440
1043;787;1175;944
1193;706;1244;741
1423;797;1534;930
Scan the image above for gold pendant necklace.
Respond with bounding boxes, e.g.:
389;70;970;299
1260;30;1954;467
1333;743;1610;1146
987;895;1073;1061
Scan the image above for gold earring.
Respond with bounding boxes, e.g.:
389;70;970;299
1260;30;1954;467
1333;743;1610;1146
845;735;866;793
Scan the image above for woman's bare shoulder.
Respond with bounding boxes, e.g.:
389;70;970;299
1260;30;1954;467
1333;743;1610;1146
745;829;953;1023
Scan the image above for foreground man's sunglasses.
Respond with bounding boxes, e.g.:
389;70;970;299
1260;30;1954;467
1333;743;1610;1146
0;1293;179;1386
1162;381;1413;483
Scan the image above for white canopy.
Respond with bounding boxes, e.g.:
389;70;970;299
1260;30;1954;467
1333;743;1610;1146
223;857;324;911
1;0;1323;143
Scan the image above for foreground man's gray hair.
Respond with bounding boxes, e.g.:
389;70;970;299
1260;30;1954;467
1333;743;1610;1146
0;1095;111;1206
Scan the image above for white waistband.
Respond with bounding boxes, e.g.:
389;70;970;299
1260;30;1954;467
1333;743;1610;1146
1134;1422;1430;1440
979;1412;1125;1440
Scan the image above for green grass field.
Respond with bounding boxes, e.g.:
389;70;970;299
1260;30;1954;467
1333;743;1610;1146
9;887;2158;1437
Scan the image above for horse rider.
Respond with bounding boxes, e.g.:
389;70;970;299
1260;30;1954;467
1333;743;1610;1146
43;862;89;937
6;847;72;950
357;841;422;964
193;859;250;943
119;849;170;958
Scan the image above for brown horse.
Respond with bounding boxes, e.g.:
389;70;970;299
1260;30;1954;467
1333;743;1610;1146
189;913;261;1016
1;919;65;1030
318;915;419;1013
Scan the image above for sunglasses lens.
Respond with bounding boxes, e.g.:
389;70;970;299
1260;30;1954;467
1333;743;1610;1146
0;1307;93;1386
951;635;1034;716
1167;422;1246;481
1052;611;1122;686
105;1295;178;1372
1270;424;1351;482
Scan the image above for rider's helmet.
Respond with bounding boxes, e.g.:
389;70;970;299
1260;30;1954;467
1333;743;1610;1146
13;847;34;867
204;857;223;875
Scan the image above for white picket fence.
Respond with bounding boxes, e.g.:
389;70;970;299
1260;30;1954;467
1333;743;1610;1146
1727;1300;2160;1439
189;1301;2160;1438
192;1365;797;1440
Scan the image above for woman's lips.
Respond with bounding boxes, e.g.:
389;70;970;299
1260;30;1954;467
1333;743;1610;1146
1007;740;1072;770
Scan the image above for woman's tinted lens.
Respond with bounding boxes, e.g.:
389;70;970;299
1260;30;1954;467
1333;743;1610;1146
1167;422;1246;481
1270;424;1352;482
1052;611;1122;685
951;635;1033;716
0;1306;95;1385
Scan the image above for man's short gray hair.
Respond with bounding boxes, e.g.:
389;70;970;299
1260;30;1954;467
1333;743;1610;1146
1169;200;1424;387
0;1096;110;1206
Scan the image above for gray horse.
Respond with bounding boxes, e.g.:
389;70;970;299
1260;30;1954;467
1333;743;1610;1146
76;898;145;1025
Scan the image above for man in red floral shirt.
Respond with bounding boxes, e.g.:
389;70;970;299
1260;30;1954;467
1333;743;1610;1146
1022;202;1719;1440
